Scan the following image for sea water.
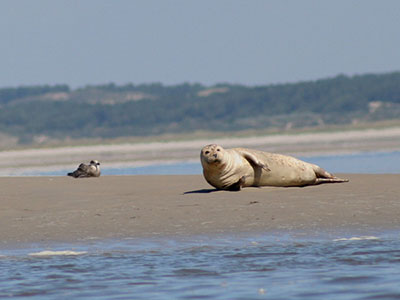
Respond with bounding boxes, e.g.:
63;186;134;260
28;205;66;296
36;150;400;176
2;151;400;299
1;233;400;299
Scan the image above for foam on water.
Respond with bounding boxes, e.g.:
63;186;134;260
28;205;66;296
28;250;88;257
333;236;380;242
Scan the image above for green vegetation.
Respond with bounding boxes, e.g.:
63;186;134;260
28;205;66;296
0;72;399;144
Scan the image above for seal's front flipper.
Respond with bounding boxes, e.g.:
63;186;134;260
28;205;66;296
226;176;246;191
241;151;271;171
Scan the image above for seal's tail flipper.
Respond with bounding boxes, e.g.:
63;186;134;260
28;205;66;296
312;165;334;178
312;165;349;184
68;170;82;178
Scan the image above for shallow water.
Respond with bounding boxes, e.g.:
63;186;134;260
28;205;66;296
1;232;400;299
36;150;400;176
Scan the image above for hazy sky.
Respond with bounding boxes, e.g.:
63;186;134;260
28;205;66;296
1;0;400;88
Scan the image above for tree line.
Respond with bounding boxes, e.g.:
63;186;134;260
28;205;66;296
0;72;399;143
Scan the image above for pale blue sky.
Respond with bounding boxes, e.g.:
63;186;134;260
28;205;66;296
1;0;400;88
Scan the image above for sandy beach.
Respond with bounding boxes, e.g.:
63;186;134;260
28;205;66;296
1;174;399;246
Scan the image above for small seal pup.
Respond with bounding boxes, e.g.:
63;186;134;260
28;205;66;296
67;160;101;178
200;144;348;191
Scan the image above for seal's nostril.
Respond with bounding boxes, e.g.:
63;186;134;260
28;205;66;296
213;154;217;158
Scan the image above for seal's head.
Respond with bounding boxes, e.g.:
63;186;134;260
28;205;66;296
90;160;100;166
89;160;101;176
200;144;225;167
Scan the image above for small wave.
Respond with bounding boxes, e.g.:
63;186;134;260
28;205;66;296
333;236;379;242
28;250;88;256
173;268;219;277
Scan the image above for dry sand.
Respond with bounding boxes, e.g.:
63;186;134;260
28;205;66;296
1;174;399;246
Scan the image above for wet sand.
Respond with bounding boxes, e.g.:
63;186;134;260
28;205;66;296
1;174;399;246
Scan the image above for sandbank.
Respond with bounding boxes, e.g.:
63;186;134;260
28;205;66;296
1;174;399;246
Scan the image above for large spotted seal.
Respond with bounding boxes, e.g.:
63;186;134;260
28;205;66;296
68;160;101;178
200;144;348;191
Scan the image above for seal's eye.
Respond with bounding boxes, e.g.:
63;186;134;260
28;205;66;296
205;151;210;155
217;148;221;151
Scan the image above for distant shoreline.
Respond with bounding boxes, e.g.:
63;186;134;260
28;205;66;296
1;126;400;176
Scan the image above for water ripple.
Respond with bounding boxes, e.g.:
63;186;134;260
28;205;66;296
1;232;400;299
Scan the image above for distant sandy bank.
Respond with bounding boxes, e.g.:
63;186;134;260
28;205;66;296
1;127;400;175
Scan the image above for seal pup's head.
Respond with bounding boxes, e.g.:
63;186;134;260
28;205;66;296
90;160;100;166
200;144;226;167
89;160;101;174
